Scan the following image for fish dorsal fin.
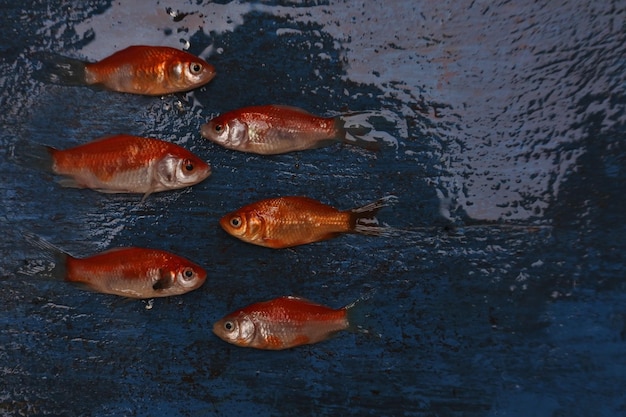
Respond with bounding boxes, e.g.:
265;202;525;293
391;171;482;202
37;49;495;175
284;295;313;303
281;295;321;307
97;247;134;255
268;104;315;116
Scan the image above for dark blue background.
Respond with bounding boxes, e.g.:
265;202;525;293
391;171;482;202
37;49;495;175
1;1;625;416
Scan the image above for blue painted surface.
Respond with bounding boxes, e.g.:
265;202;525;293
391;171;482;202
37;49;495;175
1;1;625;416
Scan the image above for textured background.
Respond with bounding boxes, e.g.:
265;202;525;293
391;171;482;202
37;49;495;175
1;1;625;416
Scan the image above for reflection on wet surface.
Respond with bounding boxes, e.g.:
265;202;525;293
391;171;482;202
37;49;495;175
1;1;625;416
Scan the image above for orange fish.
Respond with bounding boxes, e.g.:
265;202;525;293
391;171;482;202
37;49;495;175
38;45;216;95
213;296;359;350
219;196;395;248
200;105;374;154
16;134;211;200
23;233;207;298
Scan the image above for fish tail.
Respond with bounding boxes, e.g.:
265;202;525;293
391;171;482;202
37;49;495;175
344;289;377;335
349;195;398;236
20;232;69;281
334;116;380;151
32;51;87;86
10;140;55;174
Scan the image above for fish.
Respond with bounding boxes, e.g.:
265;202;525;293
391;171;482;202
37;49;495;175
22;233;207;298
200;104;376;154
35;45;216;95
213;296;359;350
219;195;396;248
13;134;211;200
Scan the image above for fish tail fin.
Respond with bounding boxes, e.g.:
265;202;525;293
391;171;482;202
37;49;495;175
20;232;69;281
344;289;377;335
32;51;87;86
334;115;380;151
349;195;398;236
10;140;55;173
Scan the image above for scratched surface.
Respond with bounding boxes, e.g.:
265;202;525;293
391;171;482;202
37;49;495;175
1;1;625;416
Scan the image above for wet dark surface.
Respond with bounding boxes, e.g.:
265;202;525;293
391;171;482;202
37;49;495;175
1;1;625;416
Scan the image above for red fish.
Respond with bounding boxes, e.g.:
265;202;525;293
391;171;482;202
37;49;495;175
213;296;359;350
219;196;395;248
200;105;374;154
23;233;207;298
17;134;211;200
38;45;216;95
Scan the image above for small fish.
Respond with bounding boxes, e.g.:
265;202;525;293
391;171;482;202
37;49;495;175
213;296;359;350
220;196;395;248
200;105;375;154
14;134;211;200
23;233;207;298
35;45;216;95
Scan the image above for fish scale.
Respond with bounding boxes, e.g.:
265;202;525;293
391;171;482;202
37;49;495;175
22;233;207;299
220;196;395;248
83;45;215;95
64;248;206;298
255;304;348;348
213;296;351;350
201;104;374;154
37;134;212;198
38;45;216;95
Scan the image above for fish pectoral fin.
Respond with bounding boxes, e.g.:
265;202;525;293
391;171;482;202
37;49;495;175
263;335;289;350
268;104;314;116
110;296;136;306
152;269;173;291
152;277;172;290
95;188;126;194
57;178;85;189
69;282;99;294
262;238;283;247
291;335;311;347
140;191;152;203
173;92;191;105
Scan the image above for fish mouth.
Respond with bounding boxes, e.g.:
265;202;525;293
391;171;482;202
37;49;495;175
212;321;221;336
191;165;212;184
218;216;232;233
200;123;216;141
202;64;217;82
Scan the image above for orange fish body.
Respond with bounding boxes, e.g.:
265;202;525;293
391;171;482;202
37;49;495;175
23;233;207;298
213;296;351;350
201;105;371;154
40;45;216;95
220;196;394;248
65;248;207;298
42;134;211;198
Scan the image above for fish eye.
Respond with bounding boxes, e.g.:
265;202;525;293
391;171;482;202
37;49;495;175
183;159;194;171
181;268;195;281
230;217;242;228
224;321;235;332
214;124;223;133
189;62;203;75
